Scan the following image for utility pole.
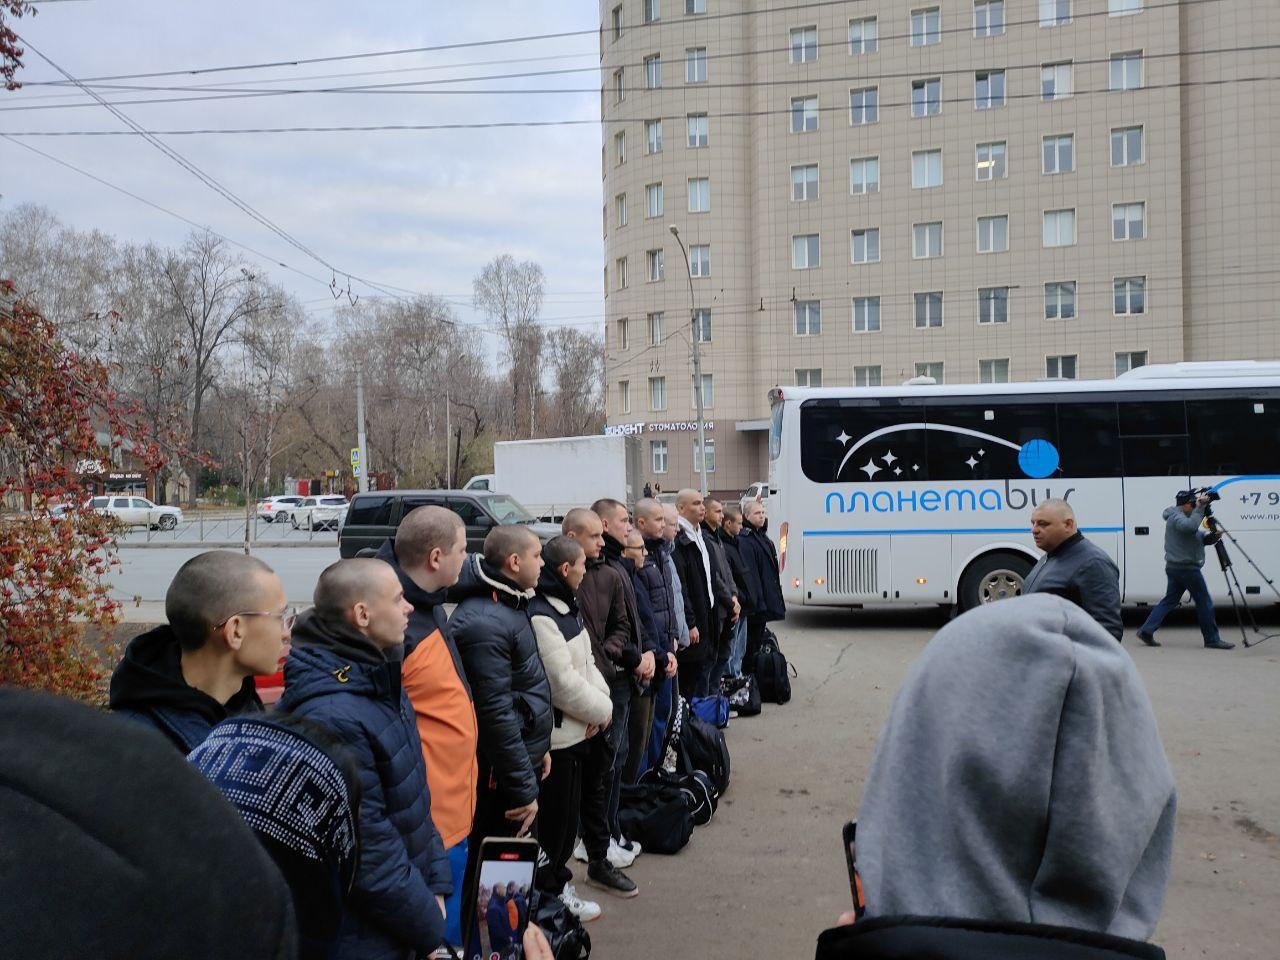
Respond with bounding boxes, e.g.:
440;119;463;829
669;224;708;497
355;368;370;494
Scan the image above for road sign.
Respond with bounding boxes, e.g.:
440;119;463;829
352;463;362;478
350;447;361;466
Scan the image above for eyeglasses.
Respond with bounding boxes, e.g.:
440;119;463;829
214;606;298;631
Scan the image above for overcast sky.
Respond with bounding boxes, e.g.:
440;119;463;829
0;0;605;350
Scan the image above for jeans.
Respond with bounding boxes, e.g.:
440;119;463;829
623;689;656;784
645;674;675;771
443;839;468;947
1140;567;1221;645
726;617;748;677
605;680;632;841
706;620;734;695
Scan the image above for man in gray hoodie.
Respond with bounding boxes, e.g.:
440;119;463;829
1137;490;1234;650
830;594;1176;958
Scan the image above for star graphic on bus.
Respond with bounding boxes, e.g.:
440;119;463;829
836;430;851;445
860;458;880;479
833;423;1061;481
882;450;897;465
965;456;978;469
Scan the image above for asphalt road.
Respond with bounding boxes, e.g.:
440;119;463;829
114;515;338;547
109;545;339;604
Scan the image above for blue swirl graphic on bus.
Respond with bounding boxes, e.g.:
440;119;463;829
836;423;1060;481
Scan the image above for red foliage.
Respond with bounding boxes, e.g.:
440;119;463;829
1;281;164;701
1;1;33;91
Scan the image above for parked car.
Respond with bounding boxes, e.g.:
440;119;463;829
291;496;349;531
338;490;560;558
741;481;770;504
462;474;496;492
87;495;183;530
256;495;304;523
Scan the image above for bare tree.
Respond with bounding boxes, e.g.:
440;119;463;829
473;255;545;438
542;326;606;437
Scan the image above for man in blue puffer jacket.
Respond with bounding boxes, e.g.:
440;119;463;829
279;558;450;960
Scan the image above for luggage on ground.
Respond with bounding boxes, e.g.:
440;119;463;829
721;674;762;717
690;693;730;729
640;766;718;826
662;696;731;796
617;780;695;854
529;889;591;959
754;628;796;705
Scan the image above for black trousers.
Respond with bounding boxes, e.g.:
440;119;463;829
623;689;656;784
743;617;768;675
579;694;622;863
535;740;588;895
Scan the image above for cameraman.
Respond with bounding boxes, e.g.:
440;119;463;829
1137;491;1234;650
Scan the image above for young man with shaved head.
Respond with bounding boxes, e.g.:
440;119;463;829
110;550;292;752
280;557;450;959
672;488;731;697
1024;498;1123;641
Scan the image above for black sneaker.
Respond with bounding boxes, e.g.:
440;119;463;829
1204;639;1236;650
586;859;638;898
1137;631;1160;647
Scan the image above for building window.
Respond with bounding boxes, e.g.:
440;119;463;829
651;439;668;473
794;300;822;336
850;86;878;124
979;286;1010;324
620;380;631;414
974;0;1005;37
792;234;820;269
850;156;880;194
686;47;707;84
851;228;881;264
644;0;660;23
1046;355;1078;379
1113;202;1146;240
646;182;664;219
1043;209;1077;247
693;307;712;342
687;112;709;147
975;70;1005;109
645;119;663;155
1115;276;1146;315
911;77;942;117
855;365;882;386
912;221;943;259
795;368;823;387
1044;281;1077;319
790;26;818;63
976;141;1007;180
614;130;626;165
791;163;819;201
646;248;665;282
1115;351;1148;375
853;296;881;332
1041;61;1073;101
611;5;623;41
690;244;710;277
693;373;713;408
911;7;941;46
687;177;710;213
648;311;664;345
1109;0;1142;14
1110;51;1143;90
849;17;878;54
977;215;1009;253
645;54;662;89
649;376;667;410
613;68;625;103
1039;0;1071;26
912;149;943;188
914;292;944;328
618;318;630;351
694;438;716;474
615;256;628;289
615;193;627;227
980;358;1011;384
686;0;705;14
1043;134;1074;174
1112;126;1144;166
791;95;819;133
603;264;608;296
915;361;944;383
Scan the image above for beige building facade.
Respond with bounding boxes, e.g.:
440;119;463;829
599;0;1280;493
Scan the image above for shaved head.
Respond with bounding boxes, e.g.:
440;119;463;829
1036;498;1074;521
634;498;663;522
1031;498;1078;553
313;559;395;621
395;505;464;569
561;507;599;537
676;488;700;510
482;525;540;570
165;551;277;651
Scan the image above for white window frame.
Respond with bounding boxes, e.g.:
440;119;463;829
692;373;713;408
912;221;943;260
650;439;668;474
791;95;819;133
914;292;944;329
620;380;631;414
615;256;628;289
977;214;1009;254
850;86;879;124
686;0;705;14
687;112;709;148
1111;125;1144;166
686;46;708;83
853;296;881;333
1112;201;1146;241
911;149;943;188
791;163;820;201
690;244;711;278
1043;209;1077;247
648;375;667;411
613;67;625;104
850;156;880;195
1039;0;1072;27
979;358;1011;384
645;182;664;219
1041;61;1073;101
1044;281;1077;319
790;26;818;63
1042;133;1075;174
688;177;711;213
1109;0;1142;15
910;7;941;46
615;192;628;228
646;248;665;283
911;77;942;118
693;307;712;343
855;364;882;386
1114;276;1146;315
645;119;663;155
693;438;716;474
648;311;664;345
794;300;822;336
1046;355;1078;379
976;141;1007;181
974;0;1005;37
978;286;1010;324
792;234;820;269
618;318;630;351
915;361;945;383
851;228;881;264
644;0;660;23
849;16;878;54
611;5;623;41
614;130;626;165
1115;351;1148;376
1110;51;1143;91
975;70;1005;109
645;54;662;89
794;368;823;387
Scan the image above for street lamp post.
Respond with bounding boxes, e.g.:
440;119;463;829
669;224;708;497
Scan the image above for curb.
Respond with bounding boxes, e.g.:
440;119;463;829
116;541;337;550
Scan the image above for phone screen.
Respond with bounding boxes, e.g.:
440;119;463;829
843;820;865;919
462;838;539;960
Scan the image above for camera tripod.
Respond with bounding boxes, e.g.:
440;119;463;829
1204;507;1280;648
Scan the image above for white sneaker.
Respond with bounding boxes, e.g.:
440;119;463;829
560;884;602;922
607;837;637;869
618;836;643;859
572;838;589;863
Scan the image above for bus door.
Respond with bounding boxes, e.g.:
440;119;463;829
1118;401;1190;603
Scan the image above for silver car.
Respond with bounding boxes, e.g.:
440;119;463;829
88;495;183;530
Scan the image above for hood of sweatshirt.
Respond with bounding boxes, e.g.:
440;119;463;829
450;553;535;609
856;593;1176;941
108;624;261;721
278;608;400;710
536;564;580;613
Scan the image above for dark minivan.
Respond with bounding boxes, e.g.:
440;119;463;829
338;490;562;558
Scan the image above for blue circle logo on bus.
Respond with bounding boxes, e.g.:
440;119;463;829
1018;439;1060;479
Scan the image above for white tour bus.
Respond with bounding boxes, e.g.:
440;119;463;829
766;362;1280;611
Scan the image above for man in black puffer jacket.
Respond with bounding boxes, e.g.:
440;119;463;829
448;525;554;870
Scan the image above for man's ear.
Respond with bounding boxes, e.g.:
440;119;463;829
214;619;243;652
427;546;443;572
352;601;371;628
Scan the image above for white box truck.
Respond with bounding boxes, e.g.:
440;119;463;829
486;434;643;521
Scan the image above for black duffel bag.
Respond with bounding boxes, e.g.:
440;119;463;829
640;766;718;826
617;780;695;854
529;889;591;959
722;674;762;717
755;628;796;705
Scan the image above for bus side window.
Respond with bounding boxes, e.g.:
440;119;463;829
1055;403;1122;478
801;401;930;483
924;403;1058;481
1187;397;1280;476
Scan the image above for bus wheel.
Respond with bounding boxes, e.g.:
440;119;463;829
959;552;1033;611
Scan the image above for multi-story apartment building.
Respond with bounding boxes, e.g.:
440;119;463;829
600;0;1280;493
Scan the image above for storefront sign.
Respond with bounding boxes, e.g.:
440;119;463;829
77;459;106;475
605;420;715;437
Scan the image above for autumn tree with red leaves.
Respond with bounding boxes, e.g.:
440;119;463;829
1;281;163;701
1;1;33;91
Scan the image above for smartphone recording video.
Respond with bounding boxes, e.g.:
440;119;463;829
463;838;539;960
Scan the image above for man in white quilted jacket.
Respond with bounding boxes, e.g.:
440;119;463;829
529;535;618;919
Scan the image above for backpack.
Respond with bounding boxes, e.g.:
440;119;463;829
690;694;730;729
640;767;718;826
662;696;731;796
722;674;762;717
529;889;591;959
754;628;796;705
617;781;695;854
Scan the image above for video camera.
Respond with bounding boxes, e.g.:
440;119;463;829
1191;487;1221;504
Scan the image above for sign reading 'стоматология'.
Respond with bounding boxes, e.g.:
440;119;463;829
605;421;715;436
